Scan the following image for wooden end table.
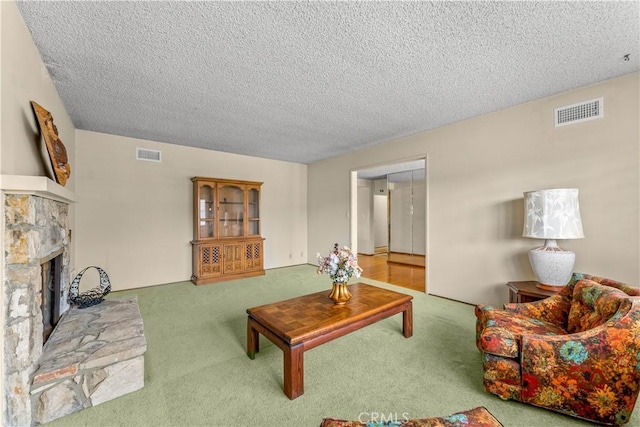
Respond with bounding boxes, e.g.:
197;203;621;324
506;280;560;303
246;283;413;399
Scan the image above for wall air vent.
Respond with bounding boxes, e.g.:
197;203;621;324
554;97;603;127
136;148;161;162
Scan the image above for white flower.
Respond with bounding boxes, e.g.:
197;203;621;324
316;243;363;284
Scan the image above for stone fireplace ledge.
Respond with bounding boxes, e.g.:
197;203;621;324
30;296;147;424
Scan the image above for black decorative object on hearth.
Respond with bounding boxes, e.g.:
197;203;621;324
68;266;111;308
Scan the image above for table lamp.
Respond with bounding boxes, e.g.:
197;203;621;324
523;188;584;290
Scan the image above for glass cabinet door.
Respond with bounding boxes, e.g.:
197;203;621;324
198;183;216;239
218;184;245;238
247;186;260;236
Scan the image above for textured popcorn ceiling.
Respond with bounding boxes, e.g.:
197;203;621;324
16;1;639;164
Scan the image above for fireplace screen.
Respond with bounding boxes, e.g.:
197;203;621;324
41;252;62;342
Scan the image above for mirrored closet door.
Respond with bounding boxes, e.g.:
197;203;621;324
387;168;425;267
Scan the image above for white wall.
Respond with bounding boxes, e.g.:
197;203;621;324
0;2;75;180
74;130;307;291
357;179;374;255
1;0;77;422
373;179;388;196
309;73;640;306
373;194;387;248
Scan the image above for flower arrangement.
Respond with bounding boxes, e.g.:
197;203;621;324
316;243;363;284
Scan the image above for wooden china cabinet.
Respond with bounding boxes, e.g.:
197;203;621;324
191;177;265;285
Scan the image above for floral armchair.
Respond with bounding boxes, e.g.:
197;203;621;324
475;273;640;425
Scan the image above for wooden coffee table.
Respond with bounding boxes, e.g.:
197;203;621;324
246;283;413;399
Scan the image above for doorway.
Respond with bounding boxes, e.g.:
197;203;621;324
351;158;427;293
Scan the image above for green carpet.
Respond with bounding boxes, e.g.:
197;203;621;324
46;265;637;427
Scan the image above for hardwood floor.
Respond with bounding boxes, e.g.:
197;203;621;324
357;253;426;292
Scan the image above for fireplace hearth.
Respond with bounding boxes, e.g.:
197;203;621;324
2;176;146;425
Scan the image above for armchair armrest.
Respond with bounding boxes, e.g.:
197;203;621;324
503;293;571;328
520;299;640;425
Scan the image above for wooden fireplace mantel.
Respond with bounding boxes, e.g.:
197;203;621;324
0;174;76;204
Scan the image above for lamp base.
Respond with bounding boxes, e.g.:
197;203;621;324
529;239;575;288
536;282;565;292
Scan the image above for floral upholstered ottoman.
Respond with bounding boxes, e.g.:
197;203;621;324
320;406;502;427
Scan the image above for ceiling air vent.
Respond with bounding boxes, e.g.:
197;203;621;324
136;148;161;162
554;97;603;127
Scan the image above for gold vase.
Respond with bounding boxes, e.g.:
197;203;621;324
328;282;352;305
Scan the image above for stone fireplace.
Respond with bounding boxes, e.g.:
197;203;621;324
2;175;147;426
1;175;75;425
2;175;74;426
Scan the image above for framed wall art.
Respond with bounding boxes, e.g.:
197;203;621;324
31;101;71;186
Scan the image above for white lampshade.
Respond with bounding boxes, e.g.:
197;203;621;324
523;189;584;289
523;189;584;239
